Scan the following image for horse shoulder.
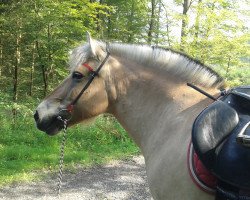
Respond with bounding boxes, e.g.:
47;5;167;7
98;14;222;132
143;113;214;200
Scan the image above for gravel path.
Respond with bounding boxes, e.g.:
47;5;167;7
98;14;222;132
0;156;152;200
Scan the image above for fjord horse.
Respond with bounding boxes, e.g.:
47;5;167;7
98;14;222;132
34;33;225;200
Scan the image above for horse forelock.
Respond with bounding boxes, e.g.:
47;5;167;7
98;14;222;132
68;41;224;88
68;44;92;72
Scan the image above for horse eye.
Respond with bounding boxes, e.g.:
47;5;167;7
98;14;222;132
72;71;84;80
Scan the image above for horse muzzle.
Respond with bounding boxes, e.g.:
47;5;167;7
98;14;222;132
34;109;71;135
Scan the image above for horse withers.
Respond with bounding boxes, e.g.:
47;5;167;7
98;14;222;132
34;33;248;199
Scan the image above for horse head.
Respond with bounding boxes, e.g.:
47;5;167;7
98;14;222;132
34;33;110;135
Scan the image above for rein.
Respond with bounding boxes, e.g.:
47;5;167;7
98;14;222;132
187;82;227;100
56;46;110;197
56;117;68;197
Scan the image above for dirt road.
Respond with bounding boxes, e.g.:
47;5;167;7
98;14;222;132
0;156;152;200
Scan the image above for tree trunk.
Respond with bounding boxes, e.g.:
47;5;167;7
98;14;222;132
29;43;36;96
194;0;202;44
180;0;191;51
13;31;21;118
36;40;48;97
34;1;48;96
226;56;231;79
161;1;172;47
148;0;156;44
0;38;2;77
47;23;53;80
200;2;215;62
155;2;162;45
41;64;48;97
107;10;112;38
13;33;21;102
96;0;103;37
127;1;135;43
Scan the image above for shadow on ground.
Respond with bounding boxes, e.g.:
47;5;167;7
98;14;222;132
0;156;152;200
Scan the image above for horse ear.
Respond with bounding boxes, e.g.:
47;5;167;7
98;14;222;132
86;32;97;56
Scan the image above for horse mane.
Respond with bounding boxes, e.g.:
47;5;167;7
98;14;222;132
109;43;224;88
69;41;225;88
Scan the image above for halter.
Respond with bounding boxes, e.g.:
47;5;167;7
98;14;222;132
56;46;110;197
58;46;110;121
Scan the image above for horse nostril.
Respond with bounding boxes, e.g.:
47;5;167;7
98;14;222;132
34;110;39;122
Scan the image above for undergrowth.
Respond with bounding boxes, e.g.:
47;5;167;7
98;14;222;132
0;109;139;186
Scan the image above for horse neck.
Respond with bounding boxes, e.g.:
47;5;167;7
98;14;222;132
106;56;219;154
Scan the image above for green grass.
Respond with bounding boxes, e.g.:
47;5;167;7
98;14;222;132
0;113;139;186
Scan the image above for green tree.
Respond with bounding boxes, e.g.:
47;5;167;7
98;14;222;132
172;0;250;86
102;0;148;42
0;0;111;118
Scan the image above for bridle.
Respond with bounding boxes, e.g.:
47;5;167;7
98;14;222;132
57;46;110;122
56;45;110;197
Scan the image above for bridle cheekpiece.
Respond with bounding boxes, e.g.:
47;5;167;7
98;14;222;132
57;44;110;122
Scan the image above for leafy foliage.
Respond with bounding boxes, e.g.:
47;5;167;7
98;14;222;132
0;0;249;185
178;0;250;86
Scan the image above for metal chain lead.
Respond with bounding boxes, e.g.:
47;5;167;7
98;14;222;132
57;117;68;198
